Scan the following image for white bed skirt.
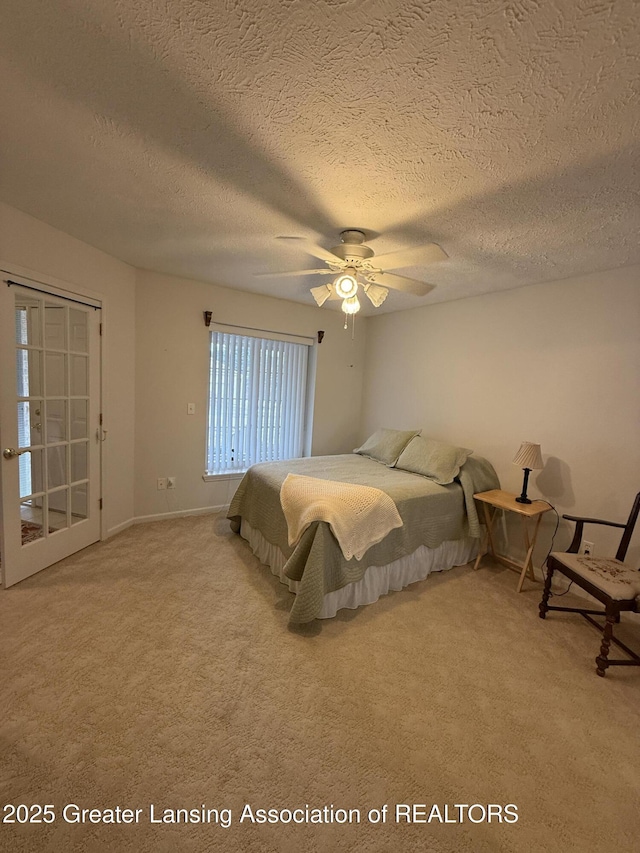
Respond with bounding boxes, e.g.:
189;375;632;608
239;520;479;619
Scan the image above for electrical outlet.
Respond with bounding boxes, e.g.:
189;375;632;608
157;477;167;490
582;540;594;556
167;477;176;489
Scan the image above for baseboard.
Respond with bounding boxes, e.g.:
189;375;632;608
103;505;230;539
132;505;227;525
486;548;594;602
105;517;135;538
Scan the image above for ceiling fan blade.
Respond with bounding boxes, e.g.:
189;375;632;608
254;268;332;278
275;234;344;264
373;242;448;269
365;271;435;297
299;242;344;264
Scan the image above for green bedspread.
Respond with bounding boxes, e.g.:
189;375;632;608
228;454;499;623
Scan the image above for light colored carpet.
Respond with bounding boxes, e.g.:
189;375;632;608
1;514;638;853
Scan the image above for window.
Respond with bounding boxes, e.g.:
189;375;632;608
206;331;311;476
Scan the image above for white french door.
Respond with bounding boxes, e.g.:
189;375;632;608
0;280;101;587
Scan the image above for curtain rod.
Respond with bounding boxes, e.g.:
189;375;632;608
210;319;314;343
6;278;100;310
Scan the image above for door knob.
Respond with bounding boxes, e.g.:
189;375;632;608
3;447;29;459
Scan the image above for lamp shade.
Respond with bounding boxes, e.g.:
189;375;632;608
513;442;544;470
363;282;389;307
310;284;332;307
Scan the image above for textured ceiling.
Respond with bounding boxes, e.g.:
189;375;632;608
0;0;638;314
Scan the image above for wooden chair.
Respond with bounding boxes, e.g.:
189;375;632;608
539;492;640;677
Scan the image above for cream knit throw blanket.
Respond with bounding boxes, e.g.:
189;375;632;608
280;473;403;561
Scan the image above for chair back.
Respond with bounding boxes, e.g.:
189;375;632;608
617;491;640;561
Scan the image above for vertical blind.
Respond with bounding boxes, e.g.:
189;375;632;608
206;332;309;475
16;308;33;497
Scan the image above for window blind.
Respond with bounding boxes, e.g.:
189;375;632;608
206;332;309;475
16;308;33;497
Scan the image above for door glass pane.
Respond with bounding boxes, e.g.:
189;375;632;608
18;402;43;448
44;304;66;349
19;452;32;499
21;499;45;544
48;489;69;532
17;402;32;448
15;306;27;344
70;442;88;482
70;355;88;396
70;399;88;439
71;484;88;523
31;407;44;445
46;400;67;442
19;449;44;498
16;348;42;396
47;445;67;489
69;309;88;353
15;302;41;346
45;352;66;396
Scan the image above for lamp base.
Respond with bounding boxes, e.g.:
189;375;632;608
515;467;532;504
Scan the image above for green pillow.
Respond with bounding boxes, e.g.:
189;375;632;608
395;435;472;484
354;428;421;467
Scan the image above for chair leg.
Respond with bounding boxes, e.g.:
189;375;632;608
539;563;554;619
595;606;618;677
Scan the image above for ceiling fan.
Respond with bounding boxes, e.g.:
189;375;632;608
255;230;447;315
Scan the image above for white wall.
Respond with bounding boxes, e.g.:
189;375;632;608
134;269;366;519
360;266;640;566
0;202;136;535
4;197;636;572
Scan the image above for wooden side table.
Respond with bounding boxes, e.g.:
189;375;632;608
473;489;552;592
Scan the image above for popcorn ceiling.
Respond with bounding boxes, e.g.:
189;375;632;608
0;0;637;312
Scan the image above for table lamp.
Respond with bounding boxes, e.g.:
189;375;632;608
513;442;544;504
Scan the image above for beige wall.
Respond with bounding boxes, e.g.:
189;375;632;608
0;202;136;535
360;266;640;565
134;269;365;518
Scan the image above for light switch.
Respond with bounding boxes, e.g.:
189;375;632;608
187;403;196;415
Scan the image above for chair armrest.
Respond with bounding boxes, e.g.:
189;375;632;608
562;513;626;528
562;514;626;554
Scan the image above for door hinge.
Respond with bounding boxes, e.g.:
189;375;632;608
99;413;103;426
99;322;103;335
99;498;103;510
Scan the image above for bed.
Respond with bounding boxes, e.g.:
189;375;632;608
227;432;500;623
